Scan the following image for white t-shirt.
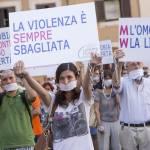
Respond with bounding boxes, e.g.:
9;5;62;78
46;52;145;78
52;89;94;150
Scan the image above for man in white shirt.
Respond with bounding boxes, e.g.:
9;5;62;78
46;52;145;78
118;61;150;150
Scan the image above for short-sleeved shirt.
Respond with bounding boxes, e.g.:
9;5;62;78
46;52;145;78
0;91;34;149
52;88;94;150
94;89;120;122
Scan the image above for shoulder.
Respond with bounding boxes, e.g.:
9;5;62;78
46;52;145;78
94;89;103;102
19;90;34;104
120;76;132;87
143;77;150;86
0;92;5;96
49;92;55;102
95;89;103;93
94;89;103;96
143;77;150;82
0;92;6;105
78;88;93;106
121;76;130;82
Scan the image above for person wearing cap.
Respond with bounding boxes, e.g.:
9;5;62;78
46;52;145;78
115;61;150;150
0;69;37;150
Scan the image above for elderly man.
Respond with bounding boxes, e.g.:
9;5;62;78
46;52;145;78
0;70;36;150
117;61;150;150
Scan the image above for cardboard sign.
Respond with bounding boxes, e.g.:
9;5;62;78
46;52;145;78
119;18;150;64
0;27;11;70
9;2;99;67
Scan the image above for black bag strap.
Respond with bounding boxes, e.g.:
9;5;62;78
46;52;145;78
0;92;6;106
44;101;58;130
20;91;33;127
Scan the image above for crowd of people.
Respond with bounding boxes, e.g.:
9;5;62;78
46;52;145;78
0;50;150;150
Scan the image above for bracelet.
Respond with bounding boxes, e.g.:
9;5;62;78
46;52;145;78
18;72;27;79
19;74;24;79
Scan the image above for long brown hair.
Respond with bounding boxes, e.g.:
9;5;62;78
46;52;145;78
55;88;81;106
54;63;81;106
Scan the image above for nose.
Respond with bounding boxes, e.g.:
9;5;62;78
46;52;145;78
63;78;69;84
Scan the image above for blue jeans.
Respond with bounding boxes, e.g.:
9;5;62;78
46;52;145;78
90;127;97;135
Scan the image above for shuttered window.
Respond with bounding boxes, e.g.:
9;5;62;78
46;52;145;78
36;3;56;9
95;0;131;22
0;7;15;28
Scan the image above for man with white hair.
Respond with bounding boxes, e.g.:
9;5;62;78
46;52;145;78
117;61;150;150
0;69;36;150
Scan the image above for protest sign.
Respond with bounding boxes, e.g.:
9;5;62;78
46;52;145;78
119;18;150;64
0;27;11;70
100;40;113;64
9;2;99;67
26;64;58;77
78;40;113;64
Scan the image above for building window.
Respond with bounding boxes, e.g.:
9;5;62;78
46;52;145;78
0;7;15;27
95;0;131;22
36;3;56;9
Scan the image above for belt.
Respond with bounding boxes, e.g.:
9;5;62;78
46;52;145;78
120;121;150;127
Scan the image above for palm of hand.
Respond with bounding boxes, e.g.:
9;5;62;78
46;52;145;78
13;61;25;76
90;53;102;65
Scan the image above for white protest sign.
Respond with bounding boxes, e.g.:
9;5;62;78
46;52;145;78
26;64;58;77
78;41;113;64
9;2;99;67
100;40;113;64
119;18;150;65
78;42;100;57
0;27;11;70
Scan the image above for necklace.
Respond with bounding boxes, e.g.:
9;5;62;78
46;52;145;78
102;88;112;100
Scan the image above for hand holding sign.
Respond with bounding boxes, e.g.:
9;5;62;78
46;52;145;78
90;52;102;66
13;60;26;78
76;61;84;70
112;49;125;89
113;49;125;60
